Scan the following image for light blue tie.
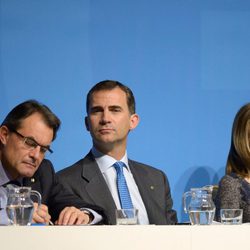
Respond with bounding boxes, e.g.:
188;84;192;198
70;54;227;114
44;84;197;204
113;161;133;209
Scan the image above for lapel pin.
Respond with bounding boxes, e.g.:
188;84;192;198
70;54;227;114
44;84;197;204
150;186;154;190
31;178;35;183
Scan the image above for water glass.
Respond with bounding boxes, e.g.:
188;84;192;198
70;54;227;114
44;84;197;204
115;208;138;225
220;209;243;225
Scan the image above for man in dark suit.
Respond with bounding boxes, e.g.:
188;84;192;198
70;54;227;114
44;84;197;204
23;158;104;224
57;80;177;224
0;100;104;225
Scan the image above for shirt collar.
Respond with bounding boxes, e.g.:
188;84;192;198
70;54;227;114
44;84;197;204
91;147;129;173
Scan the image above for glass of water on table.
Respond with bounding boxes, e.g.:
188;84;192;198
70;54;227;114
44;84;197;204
220;209;243;225
116;208;138;225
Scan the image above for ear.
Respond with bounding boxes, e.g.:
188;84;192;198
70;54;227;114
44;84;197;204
85;116;90;131
0;126;10;145
129;113;139;131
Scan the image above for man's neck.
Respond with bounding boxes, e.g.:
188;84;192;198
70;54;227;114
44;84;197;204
93;144;126;160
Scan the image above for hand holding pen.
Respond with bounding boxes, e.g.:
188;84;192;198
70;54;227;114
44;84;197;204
32;202;52;225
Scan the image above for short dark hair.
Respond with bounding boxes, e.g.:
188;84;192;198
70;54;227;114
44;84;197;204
86;80;136;115
226;103;250;177
1;100;61;141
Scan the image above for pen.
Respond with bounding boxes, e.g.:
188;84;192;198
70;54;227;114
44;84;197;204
31;221;54;226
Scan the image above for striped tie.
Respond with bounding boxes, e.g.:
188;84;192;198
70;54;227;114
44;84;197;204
113;161;133;209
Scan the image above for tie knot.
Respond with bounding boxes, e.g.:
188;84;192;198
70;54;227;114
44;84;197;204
113;161;125;173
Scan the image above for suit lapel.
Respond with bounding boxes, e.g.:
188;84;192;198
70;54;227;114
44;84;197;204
23;177;37;187
23;172;41;194
81;153;117;224
129;160;162;224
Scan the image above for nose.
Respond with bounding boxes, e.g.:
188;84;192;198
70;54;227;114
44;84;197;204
29;146;42;159
100;110;111;124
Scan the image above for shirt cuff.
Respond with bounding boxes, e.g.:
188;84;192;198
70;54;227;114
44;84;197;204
80;208;102;224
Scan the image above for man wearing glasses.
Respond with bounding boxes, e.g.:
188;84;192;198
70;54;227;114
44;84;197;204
0;100;104;225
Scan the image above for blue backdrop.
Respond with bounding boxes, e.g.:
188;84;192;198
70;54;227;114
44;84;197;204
1;0;250;222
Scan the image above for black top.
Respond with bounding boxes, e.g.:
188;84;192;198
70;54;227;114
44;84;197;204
215;173;250;223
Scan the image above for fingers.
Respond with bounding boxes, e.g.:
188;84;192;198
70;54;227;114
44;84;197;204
32;203;51;225
57;207;91;225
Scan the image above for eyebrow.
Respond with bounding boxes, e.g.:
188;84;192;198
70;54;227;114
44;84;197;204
109;105;123;110
90;105;122;110
89;106;103;112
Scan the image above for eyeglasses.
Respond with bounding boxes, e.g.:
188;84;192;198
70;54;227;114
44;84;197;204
11;129;53;154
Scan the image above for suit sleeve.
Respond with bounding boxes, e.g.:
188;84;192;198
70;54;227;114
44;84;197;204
162;172;178;224
48;177;108;224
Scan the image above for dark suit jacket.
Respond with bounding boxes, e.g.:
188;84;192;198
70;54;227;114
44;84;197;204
56;152;177;225
23;159;55;205
23;159;106;223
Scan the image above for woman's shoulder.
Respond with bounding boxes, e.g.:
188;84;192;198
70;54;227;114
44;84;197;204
219;174;241;187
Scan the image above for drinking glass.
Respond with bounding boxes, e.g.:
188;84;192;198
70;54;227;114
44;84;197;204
220;209;243;225
115;208;138;225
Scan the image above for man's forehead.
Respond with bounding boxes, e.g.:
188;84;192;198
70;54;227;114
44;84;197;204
18;113;43;127
91;89;126;103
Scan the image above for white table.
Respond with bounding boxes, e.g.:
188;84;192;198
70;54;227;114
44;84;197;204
0;225;249;250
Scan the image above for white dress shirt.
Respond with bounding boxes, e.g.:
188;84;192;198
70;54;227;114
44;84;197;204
92;147;149;224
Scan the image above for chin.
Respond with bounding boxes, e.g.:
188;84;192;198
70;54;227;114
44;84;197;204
21;168;37;178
